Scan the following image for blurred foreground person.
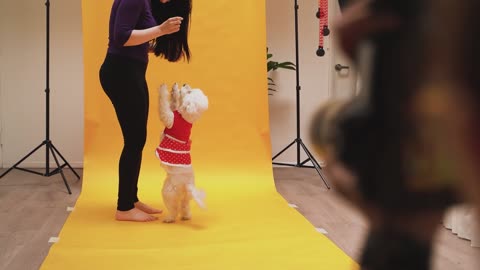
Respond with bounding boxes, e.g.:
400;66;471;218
311;0;480;269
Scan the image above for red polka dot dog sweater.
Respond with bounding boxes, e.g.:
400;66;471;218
155;111;193;167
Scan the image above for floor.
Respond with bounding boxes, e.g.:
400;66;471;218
0;167;478;270
273;168;480;270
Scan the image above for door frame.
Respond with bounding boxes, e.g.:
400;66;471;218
329;0;358;100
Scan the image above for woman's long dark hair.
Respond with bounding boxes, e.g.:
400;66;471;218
151;0;192;62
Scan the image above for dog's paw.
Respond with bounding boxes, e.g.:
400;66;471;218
181;215;192;221
172;83;180;98
172;83;180;96
159;83;169;97
171;83;181;110
163;217;176;223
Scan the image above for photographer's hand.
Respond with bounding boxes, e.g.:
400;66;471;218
334;0;400;59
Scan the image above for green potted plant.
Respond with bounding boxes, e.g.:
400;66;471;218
267;48;296;95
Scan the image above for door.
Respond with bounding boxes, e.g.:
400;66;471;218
329;0;358;100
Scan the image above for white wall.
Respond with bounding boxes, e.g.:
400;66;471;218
0;0;84;168
0;0;338;169
267;0;336;165
0;39;4;166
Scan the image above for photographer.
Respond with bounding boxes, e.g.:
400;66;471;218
310;0;479;269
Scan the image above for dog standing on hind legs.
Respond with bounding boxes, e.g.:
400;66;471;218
155;83;208;223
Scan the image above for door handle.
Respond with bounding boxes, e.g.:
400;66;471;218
335;64;350;72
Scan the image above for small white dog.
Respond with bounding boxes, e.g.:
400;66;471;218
155;83;208;223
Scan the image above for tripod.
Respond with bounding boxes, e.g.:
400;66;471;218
272;0;330;189
0;0;80;194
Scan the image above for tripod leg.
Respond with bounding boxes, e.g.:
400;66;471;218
0;141;46;178
300;158;310;166
272;140;296;161
51;143;80;179
299;141;331;189
49;146;72;194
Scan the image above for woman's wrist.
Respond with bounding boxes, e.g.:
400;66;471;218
154;25;164;38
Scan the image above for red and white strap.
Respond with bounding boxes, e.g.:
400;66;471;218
317;0;329;56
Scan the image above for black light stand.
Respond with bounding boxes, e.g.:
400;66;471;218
272;0;330;189
0;0;80;194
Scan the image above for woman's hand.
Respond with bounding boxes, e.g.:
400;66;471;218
159;16;183;35
124;16;183;47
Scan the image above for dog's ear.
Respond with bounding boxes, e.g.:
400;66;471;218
183;100;197;115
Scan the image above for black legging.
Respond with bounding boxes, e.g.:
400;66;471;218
99;53;149;211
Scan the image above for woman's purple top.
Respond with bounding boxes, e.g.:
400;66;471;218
107;0;157;63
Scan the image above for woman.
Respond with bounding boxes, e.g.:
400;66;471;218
99;0;192;222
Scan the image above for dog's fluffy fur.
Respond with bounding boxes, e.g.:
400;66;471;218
157;83;208;223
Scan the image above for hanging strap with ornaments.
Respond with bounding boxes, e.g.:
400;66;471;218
316;0;330;57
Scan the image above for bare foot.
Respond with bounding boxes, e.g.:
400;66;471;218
115;208;158;222
134;201;163;214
